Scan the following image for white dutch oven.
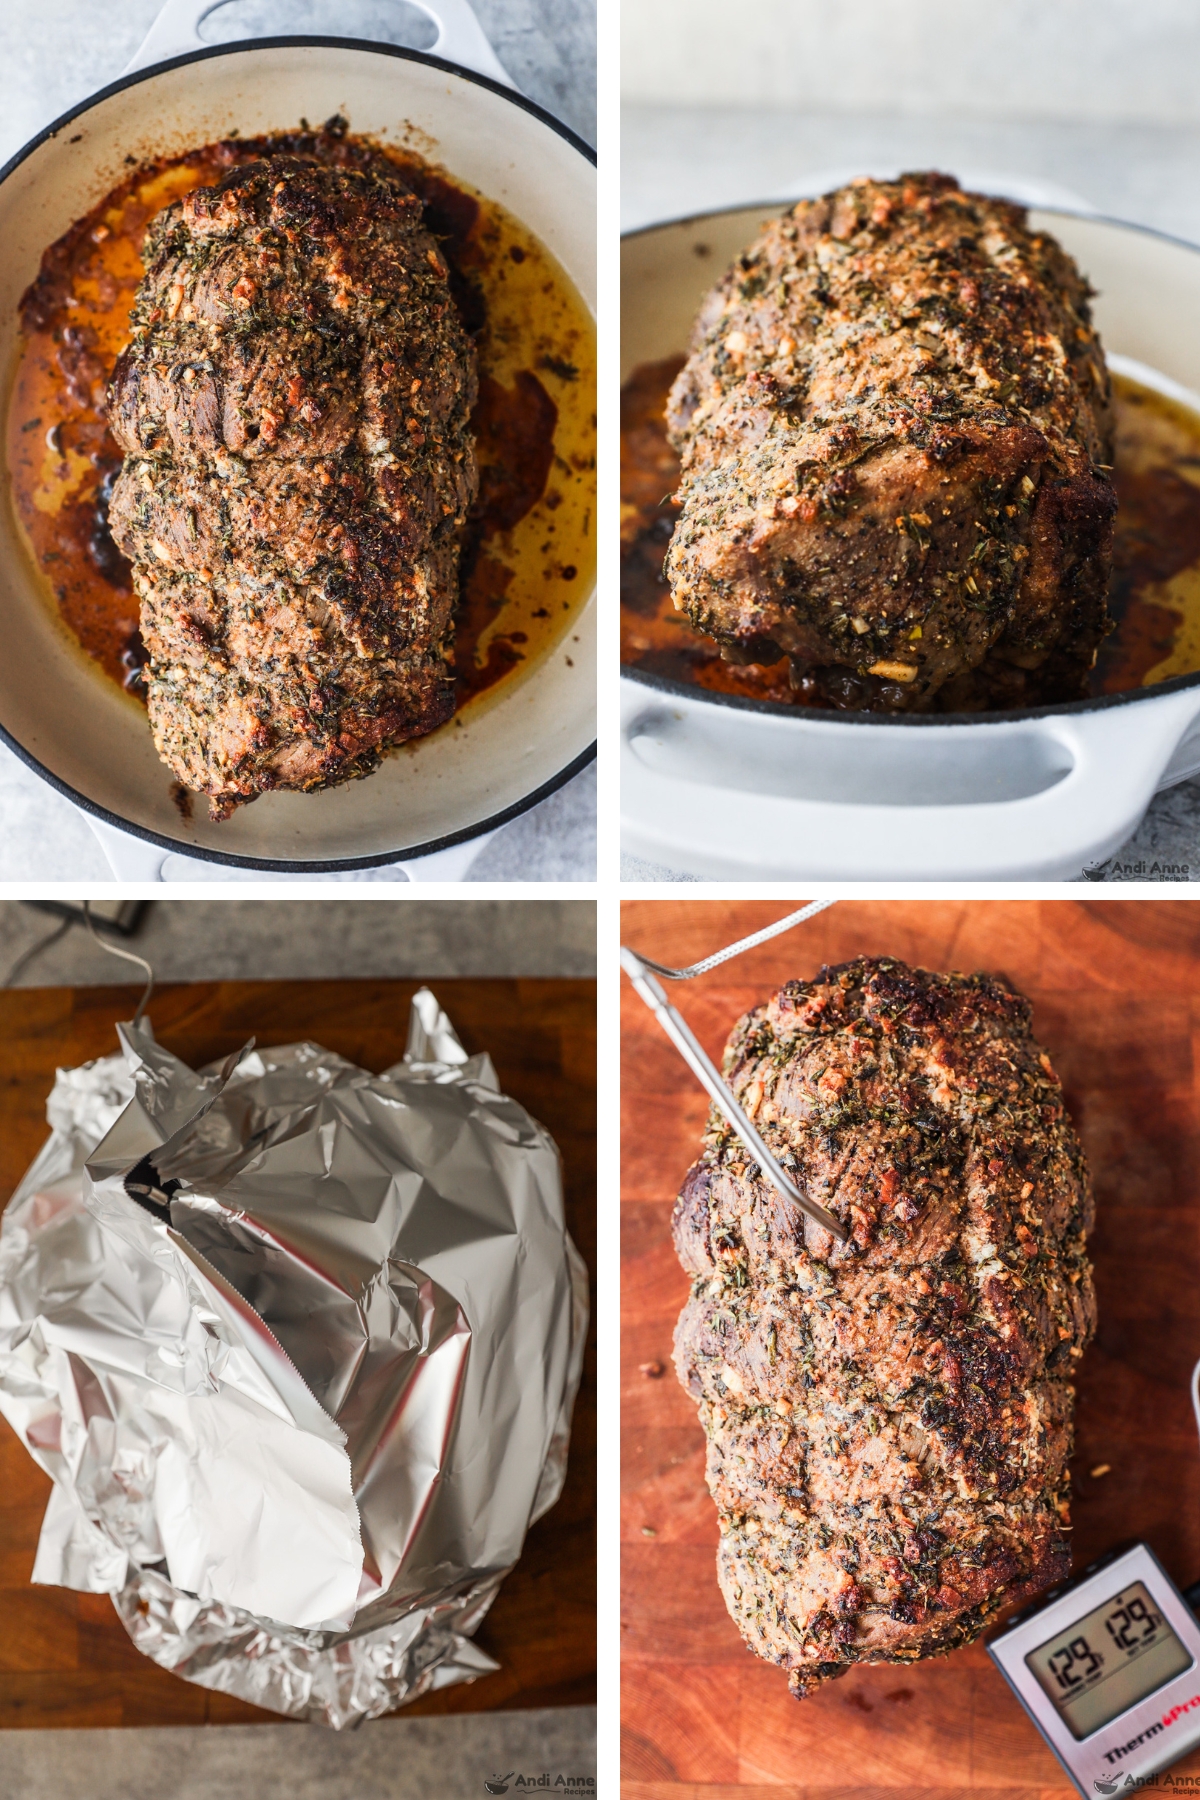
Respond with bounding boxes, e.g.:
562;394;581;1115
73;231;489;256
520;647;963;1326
622;203;1200;881
0;0;595;878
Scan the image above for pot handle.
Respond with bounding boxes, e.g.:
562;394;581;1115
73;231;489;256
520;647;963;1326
87;817;168;880
394;830;495;881
124;0;516;88
622;685;1200;882
85;813;495;881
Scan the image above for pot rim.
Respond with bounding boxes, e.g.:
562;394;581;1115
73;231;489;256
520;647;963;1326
0;34;596;870
4;727;596;871
622;197;1200;732
0;32;597;189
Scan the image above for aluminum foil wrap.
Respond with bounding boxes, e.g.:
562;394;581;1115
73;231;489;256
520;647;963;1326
0;989;587;1727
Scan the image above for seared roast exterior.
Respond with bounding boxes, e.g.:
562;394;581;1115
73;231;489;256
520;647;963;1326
672;958;1095;1697
665;174;1116;712
108;157;477;817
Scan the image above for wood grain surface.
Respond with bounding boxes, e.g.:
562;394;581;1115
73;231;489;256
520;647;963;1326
621;900;1200;1799
0;977;595;1729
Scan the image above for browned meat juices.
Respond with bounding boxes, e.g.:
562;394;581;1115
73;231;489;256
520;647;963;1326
107;156;477;817
672;959;1095;1697
666;174;1117;711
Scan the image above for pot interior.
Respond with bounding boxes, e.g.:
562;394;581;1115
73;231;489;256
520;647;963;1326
0;43;595;865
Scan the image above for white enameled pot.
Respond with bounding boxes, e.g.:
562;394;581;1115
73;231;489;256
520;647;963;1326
621;203;1200;881
0;0;595;879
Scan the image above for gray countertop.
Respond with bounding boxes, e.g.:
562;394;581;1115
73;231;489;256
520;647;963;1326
0;894;596;982
0;1706;596;1800
0;0;595;883
622;101;1200;883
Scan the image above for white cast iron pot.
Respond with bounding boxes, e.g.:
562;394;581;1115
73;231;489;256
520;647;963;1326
0;0;595;879
622;203;1200;881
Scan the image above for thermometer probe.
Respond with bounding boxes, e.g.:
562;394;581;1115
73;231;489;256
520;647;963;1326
620;901;847;1242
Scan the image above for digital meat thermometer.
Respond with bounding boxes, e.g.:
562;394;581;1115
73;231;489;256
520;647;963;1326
990;1361;1200;1795
989;1542;1200;1795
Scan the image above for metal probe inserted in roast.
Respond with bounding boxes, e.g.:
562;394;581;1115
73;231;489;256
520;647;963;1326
620;906;849;1244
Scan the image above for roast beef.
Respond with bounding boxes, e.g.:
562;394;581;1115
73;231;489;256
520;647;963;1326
665;173;1116;711
672;958;1096;1696
107;156;477;817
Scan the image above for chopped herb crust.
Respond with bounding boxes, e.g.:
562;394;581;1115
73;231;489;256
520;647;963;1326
672;957;1095;1697
106;156;477;817
666;173;1116;712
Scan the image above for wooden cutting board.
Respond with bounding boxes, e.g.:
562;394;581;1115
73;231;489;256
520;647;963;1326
0;977;595;1729
621;900;1200;1799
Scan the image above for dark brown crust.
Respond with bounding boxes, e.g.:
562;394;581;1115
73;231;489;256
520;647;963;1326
671;957;1095;1697
106;157;477;816
665;173;1116;712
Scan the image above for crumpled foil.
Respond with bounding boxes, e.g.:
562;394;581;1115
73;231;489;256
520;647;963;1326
0;988;587;1727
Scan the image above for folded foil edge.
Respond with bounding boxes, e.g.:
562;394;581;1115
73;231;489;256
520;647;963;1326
0;989;588;1726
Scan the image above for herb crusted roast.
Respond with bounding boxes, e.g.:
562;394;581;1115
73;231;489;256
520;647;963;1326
671;958;1096;1698
665;173;1116;712
107;156;477;818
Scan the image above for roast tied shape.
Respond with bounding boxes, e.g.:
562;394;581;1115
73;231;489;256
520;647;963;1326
107;157;478;817
672;958;1095;1697
665;173;1116;712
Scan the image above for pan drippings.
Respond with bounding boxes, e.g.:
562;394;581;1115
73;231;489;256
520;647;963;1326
622;360;1200;707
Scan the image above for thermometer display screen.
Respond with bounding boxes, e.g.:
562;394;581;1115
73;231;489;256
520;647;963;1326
1025;1581;1194;1740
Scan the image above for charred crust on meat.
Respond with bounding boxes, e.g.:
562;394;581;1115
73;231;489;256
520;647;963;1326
105;156;478;815
671;956;1095;1697
665;173;1116;712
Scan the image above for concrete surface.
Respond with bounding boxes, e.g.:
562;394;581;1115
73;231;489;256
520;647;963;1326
622;0;1200;128
621;106;1200;245
0;0;595;884
0;897;596;984
0;1707;597;1800
621;100;1200;883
